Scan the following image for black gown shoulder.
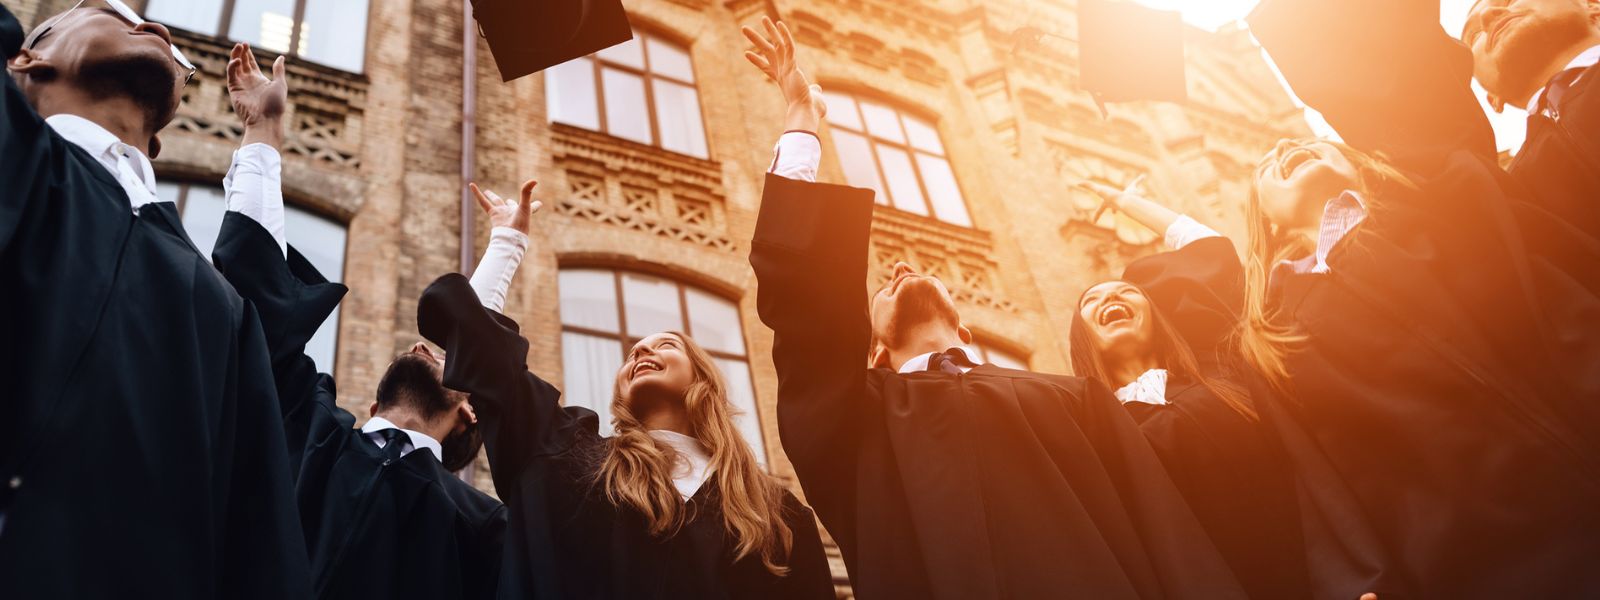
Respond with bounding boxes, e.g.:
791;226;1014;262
1121;236;1243;374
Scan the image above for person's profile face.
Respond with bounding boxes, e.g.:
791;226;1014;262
1462;0;1600;106
1077;281;1156;357
1252;139;1359;234
619;333;696;403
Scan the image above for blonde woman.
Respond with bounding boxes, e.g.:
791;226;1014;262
413;188;831;599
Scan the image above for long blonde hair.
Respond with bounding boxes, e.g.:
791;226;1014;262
597;332;795;575
1239;140;1416;387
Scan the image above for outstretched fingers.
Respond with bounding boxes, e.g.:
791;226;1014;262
520;179;541;214
777;20;795;61
271;55;285;82
470;183;496;214
741;25;776;58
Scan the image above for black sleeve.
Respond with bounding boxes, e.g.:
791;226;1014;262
776;490;841;600
1247;0;1497;169
417;274;597;493
749;174;878;506
211;211;350;470
0;3;53;256
1120;236;1243;371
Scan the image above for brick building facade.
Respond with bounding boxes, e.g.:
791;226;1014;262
12;0;1310;594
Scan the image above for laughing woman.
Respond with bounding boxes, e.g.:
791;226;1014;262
411;187;832;600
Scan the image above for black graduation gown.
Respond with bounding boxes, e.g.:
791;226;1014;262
0;7;310;597
415;273;836;600
749;174;1246;600
1249;2;1600;597
211;212;507;600
1120;240;1310;600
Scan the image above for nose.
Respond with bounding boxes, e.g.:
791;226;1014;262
892;262;915;279
135;21;174;46
410;341;431;357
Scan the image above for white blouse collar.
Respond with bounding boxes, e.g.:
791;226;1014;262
1114;368;1169;406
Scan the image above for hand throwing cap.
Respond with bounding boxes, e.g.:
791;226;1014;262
472;0;634;82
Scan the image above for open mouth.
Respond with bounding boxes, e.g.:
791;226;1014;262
631;359;663;379
1097;302;1133;327
1279;147;1314;179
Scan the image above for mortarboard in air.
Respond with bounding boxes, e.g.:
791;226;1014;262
471;0;634;82
1077;0;1188;107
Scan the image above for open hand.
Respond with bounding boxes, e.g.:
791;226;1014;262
742;18;825;131
1076;175;1145;221
227;43;287;148
472;180;542;236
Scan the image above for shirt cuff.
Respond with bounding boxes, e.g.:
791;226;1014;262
223;143;287;258
468;227;530;313
768;130;821;183
1163;215;1222;250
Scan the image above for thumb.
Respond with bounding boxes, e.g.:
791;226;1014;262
272;56;286;81
520;179;539;212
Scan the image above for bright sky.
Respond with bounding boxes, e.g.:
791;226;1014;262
1132;0;1529;152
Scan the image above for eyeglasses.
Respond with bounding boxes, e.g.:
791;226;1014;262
28;0;198;85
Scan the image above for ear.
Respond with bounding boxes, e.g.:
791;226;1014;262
457;400;477;426
367;401;379;418
957;324;973;344
147;134;161;159
7;48;51;80
869;344;893;369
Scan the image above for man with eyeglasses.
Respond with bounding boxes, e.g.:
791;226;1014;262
0;2;310;598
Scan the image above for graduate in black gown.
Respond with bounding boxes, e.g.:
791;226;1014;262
1240;1;1600;597
743;17;1245;600
1069;182;1308;600
208;46;507;598
0;5;308;597
414;191;832;599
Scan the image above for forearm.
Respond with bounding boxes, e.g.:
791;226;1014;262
468;227;529;313
223;143;287;257
1114;192;1183;240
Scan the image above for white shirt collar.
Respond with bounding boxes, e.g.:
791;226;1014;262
1114;369;1170;406
361;416;444;464
44;114;159;210
648;430;712;499
1277;190;1367;275
1528;44;1600;112
896;346;985;374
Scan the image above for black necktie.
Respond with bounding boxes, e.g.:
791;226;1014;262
1538;66;1587;118
377;428;408;462
926;348;973;375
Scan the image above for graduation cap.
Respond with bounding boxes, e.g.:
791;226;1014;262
1076;0;1187;113
471;0;634;82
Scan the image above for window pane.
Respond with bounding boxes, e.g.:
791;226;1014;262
597;36;645;69
858;101;906;144
155;181;182;205
832;130;886;205
285;206;347;371
875;145;928;216
902;115;945;155
653;80;707;158
178;185;227;259
621;272;682;337
559;269;620;333
821;91;862;131
646;37;694;82
228;0;301;54
713;357;767;466
914;154;971;227
300;0;369;72
561;332;624;437
685;289;744;355
601;68;653;145
546;57;600;130
145;0;223;35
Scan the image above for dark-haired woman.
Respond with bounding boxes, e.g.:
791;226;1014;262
412;189;832;599
1073;182;1307;600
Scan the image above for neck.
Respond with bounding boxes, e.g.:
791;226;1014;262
1106;352;1162;389
888;323;965;371
36;88;157;154
1518;34;1600;109
374;408;452;445
638;400;693;436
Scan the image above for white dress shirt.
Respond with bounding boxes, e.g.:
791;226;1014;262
769;131;822;183
1278;191;1367;275
1114;368;1170;406
222;144;287;257
46;114;159;214
1162;215;1223;250
361;416;443;463
1529;44;1600;115
896;346;984;374
648;430;713;499
468;227;530;314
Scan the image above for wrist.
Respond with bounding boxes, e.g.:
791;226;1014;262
241;117;285;149
783;103;820;135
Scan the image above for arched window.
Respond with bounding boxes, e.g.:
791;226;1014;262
156;181;349;371
557;268;765;462
545;31;709;159
145;0;371;72
821;91;973;227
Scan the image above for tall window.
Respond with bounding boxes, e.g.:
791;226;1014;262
155;181;349;371
557;268;765;462
144;0;371;72
966;341;1028;370
545;32;709;159
822;91;972;227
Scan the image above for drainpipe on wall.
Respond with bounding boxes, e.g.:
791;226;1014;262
457;0;478;484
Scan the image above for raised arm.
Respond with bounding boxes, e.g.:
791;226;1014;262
223;43;289;256
1;3;57;255
1247;0;1496;166
1077;177;1224;251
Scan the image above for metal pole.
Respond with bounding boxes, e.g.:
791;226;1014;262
456;0;478;484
